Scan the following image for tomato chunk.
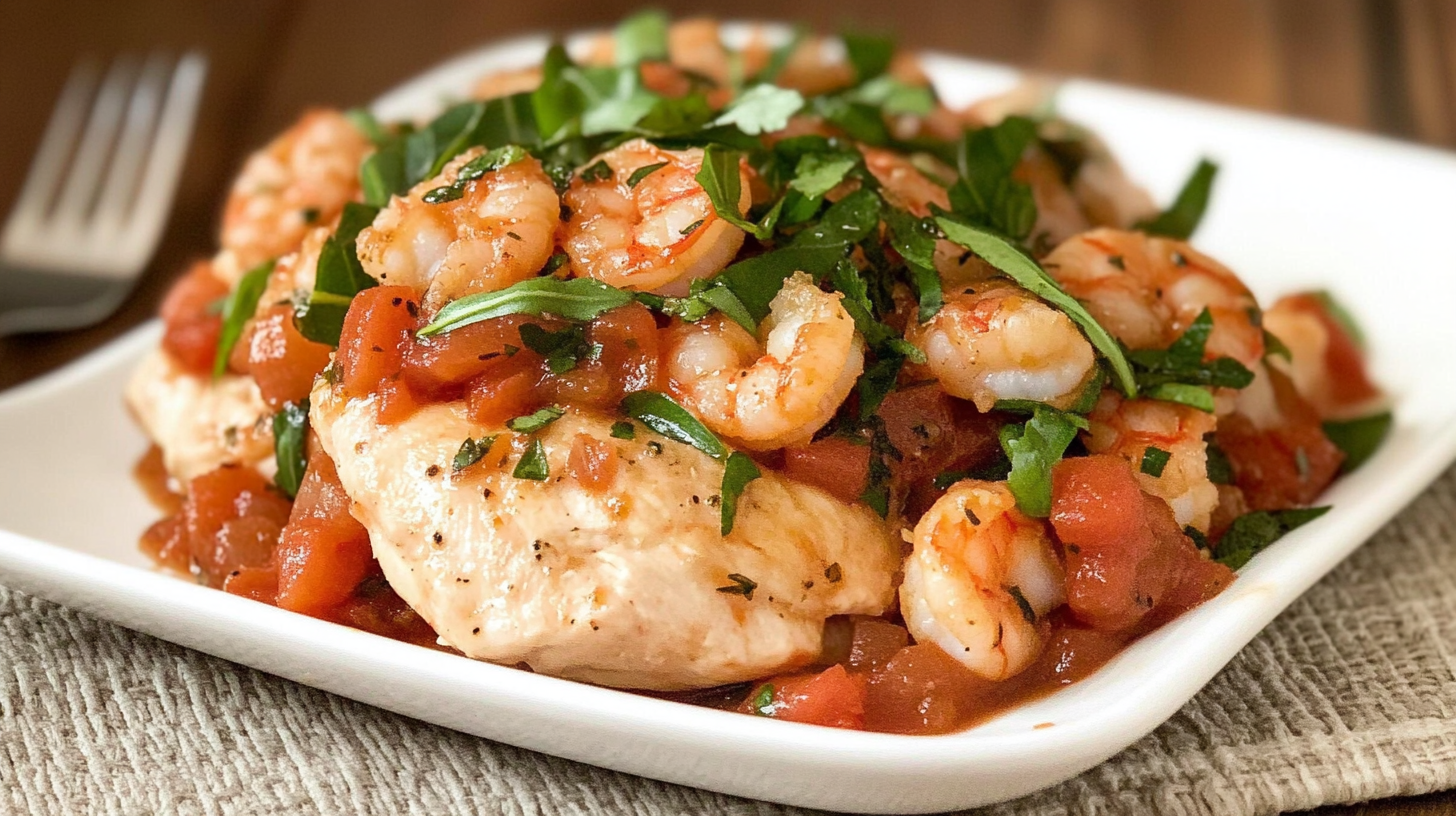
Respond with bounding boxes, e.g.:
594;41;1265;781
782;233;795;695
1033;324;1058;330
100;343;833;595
184;465;292;586
539;303;661;408
402;313;537;398
1217;367;1343;511
245;304;335;409
336;285;420;398
863;644;986;734
1050;454;1231;632
160;261;229;375
742;665;867;730
567;433;618;492
783;438;870;505
275;448;373;616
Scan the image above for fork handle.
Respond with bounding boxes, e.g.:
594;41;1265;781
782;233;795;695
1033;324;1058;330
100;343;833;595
0;265;130;336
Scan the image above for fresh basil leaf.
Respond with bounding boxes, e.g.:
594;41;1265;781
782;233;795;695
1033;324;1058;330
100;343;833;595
713;84;804;136
1141;446;1172;477
694;286;756;333
626;161;668;188
1142;383;1215;413
948;116;1038;239
507;406;565;433
533;44;587;142
271;399;310;498
418;277;633;337
847;75;935;116
790;187;883;251
345;108;389;147
696;145;768;238
453;435;497;472
632;92;714;138
609;421;636;440
1136;158;1218;240
857;355;905;421
812;96;891;145
423;145;528;203
1323;411;1391;473
720;451;762;535
474;92;540;151
615;9;669;66
212;260;274;378
360;142;407;207
1215;506;1330;569
859;416;902;518
789;152;859;200
295;203;380;346
1000;406;1084;517
620;390;728;459
513;438;551;480
935;215;1138;397
827;259;924;361
1127;308;1255;393
842;31;895;82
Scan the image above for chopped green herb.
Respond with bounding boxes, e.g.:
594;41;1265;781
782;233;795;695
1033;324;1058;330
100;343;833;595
271;399;310;498
422;145;528;203
294;203;380;346
713;83;804;136
1263;329;1292;362
720;452;762;535
614;9;669;66
212;260;273;378
1000;406;1086;517
418;277;633;337
680;218;705;236
750;683;776;716
620;391;729;459
1205;439;1234;484
626;161;668;188
519;323;594;374
543;252;570;274
1136;158;1218;240
1215;506;1330;569
788;151;860;200
609;421;636;440
1007;585;1036;624
846;75;935;116
842;30;895;82
1127;308;1254;397
1142;383;1216;413
1323;411;1392;473
859;416;902;518
507;406;565;433
453;436;497;472
948;116;1039;240
512;438;551;481
696;145;776;239
580;159;613;183
716;572;758;600
1141;446;1172;478
935;215;1137;397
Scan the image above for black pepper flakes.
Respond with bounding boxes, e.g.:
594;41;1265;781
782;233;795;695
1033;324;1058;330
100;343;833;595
824;563;842;583
426;465;441;477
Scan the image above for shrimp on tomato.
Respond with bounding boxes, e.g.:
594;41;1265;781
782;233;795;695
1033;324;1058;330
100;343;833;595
900;480;1066;681
357;146;560;309
905;283;1098;413
664;272;864;450
1082;391;1220;533
222;110;372;270
1262;293;1384;421
1042;228;1265;368
562;139;749;296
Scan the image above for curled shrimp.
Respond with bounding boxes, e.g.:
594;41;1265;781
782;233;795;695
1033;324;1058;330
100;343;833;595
222;110;371;270
1083;391;1219;533
562;139;749;296
664;272;864;450
357;147;559;309
1262;294;1384;421
900;480;1067;681
1042;228;1264;367
906;284;1097;412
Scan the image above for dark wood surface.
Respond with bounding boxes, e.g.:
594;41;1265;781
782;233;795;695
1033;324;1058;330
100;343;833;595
3;1;1456;812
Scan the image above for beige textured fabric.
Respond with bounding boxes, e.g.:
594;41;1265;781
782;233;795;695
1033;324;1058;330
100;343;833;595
6;470;1456;816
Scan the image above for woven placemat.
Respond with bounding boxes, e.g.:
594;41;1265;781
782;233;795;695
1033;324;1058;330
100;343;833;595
5;466;1456;816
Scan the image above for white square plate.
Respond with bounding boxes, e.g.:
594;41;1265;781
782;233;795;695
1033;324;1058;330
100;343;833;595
3;28;1456;814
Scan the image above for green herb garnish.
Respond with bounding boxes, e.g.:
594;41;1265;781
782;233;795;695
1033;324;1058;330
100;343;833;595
716;572;758;600
1322;411;1392;473
620;391;728;459
453;436;497;472
720;451;762;535
1141;446;1172;478
271;399;310;498
1000;406;1086;517
1215;506;1330;569
513;438;551;481
1136;158;1218;240
294;202;380;346
418;277;633;337
507;406;565;433
212;260;273;378
609;421;636;440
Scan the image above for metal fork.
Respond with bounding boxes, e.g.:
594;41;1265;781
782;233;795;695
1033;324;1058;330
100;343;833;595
0;52;207;336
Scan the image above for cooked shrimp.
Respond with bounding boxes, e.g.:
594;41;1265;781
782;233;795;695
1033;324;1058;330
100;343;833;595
562;139;748;296
357;147;559;309
906;284;1097;412
1042;228;1264;367
664;272;864;450
668;19;733;87
222;110;371;270
1083;391;1219;532
1262;294;1384;421
900;480;1066;681
862;147;997;284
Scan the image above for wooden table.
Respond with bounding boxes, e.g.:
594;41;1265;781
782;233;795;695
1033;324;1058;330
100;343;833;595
3;1;1454;812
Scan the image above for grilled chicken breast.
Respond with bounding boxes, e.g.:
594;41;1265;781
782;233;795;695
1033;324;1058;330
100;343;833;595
311;381;901;690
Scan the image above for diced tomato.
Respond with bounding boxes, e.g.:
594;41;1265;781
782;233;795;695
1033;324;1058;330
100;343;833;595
466;365;542;427
1152;547;1236;626
334;574;442;648
1217;367;1343;511
184;465;292;586
567;433;618;492
160;261;230;375
863;644;987;734
1049;455;1228;632
336;285;419;398
275;447;373;616
1022;618;1131;687
877;384;1004;516
540;303;661;408
783;438;870;505
742;665;867;730
245;305;334;409
845;617;910;674
402;314;538;399
139;516;188;574
223;566;280;604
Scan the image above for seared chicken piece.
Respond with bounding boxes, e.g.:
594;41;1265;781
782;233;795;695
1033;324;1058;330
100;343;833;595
311;382;901;690
125;347;274;485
